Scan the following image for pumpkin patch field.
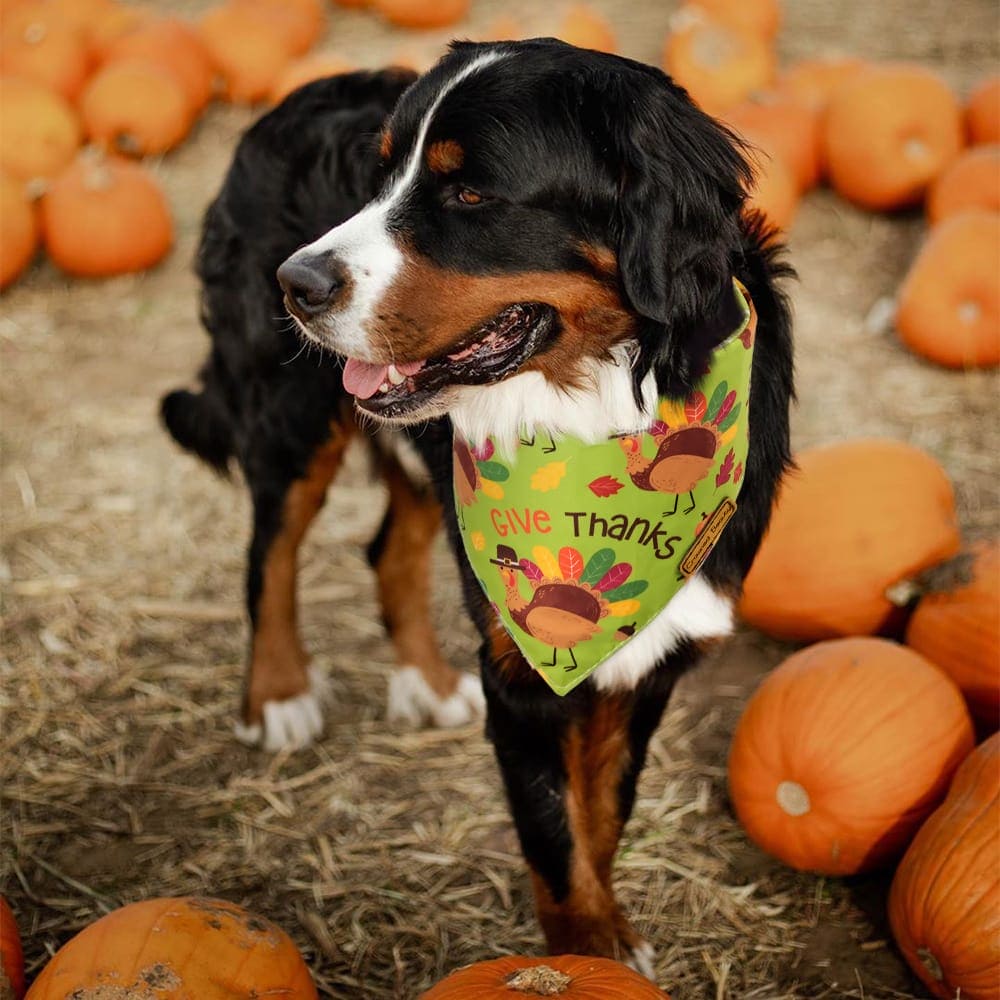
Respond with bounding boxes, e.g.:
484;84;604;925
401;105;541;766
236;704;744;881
1;0;998;998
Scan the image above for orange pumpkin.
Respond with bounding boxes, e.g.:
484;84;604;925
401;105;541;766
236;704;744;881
778;55;866;112
729;638;975;875
906;541;1000;729
41;150;173;277
823;63;964;211
925;144;1000;222
0;5;90;101
888;733;1000;999
481;15;523;41
740;439;962;641
269;52;354;104
104;17;215;113
25;897;317;999
0;170;38;289
966;74;1000;145
896;210;999;369
684;0;779;40
420;956;671;999
0;76;81;186
743;145;798;231
0;897;25;1000
663;11;776;117
725;91;821;191
81;59;194;156
233;0;325;57
198;3;296;104
558;5;617;54
373;0;469;30
85;1;153;61
11;0;118;58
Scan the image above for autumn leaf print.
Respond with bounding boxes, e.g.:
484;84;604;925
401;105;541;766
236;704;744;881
471;440;494;461
594;563;632;593
531;460;567;492
579;548;615;587
520;558;543;582
559;547;584;582
607;598;641;617
716;448;735;487
588;475;624;498
532;546;562;580
477;459;509;482
648;420;669;438
734;461;744;484
602;580;649;603
685;391;707;423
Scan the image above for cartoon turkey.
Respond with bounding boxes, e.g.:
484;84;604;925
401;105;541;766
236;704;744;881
492;544;648;669
453;438;509;524
618;382;742;515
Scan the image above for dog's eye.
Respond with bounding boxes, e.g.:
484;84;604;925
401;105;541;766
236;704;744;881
456;187;485;206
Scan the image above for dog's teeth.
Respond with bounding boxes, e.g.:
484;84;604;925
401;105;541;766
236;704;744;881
387;364;406;386
379;380;390;393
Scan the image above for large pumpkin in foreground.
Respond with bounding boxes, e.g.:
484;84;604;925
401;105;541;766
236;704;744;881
26;897;317;999
1;896;25;1000
889;733;1000;999
906;540;1000;728
740;438;961;641
420;956;670;999
728;638;974;875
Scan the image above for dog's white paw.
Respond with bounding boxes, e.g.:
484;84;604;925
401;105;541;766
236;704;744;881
387;666;485;728
234;666;329;751
625;940;657;981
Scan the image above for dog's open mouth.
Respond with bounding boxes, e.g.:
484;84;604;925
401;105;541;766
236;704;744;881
342;303;557;419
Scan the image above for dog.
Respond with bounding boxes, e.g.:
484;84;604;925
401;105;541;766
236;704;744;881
161;68;484;751
276;39;793;972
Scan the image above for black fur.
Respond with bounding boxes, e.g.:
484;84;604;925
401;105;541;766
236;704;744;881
166;43;793;962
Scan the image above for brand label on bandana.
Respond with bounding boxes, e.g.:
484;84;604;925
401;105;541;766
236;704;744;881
455;281;757;695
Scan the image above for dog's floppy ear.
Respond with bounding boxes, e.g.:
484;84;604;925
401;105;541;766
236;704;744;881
599;65;752;400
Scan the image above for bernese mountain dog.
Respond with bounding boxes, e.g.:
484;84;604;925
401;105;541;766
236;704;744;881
167;39;793;973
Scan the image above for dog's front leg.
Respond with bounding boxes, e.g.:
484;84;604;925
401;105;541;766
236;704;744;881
481;634;678;979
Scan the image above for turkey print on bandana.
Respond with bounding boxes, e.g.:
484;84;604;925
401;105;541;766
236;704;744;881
456;281;757;695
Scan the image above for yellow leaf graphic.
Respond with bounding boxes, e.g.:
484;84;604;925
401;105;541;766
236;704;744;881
532;545;562;580
530;460;567;492
481;479;504;499
608;599;641;617
471;531;486;551
658;398;687;427
720;423;739;446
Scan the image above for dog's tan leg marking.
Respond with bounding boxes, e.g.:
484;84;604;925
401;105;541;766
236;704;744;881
242;425;353;741
376;456;484;726
533;696;654;975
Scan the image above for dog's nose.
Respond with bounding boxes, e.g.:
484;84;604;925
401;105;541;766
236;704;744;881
277;255;344;317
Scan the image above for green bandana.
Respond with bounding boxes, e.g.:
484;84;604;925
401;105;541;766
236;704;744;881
455;281;757;695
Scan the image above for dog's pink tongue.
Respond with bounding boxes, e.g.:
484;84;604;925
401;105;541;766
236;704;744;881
343;358;388;399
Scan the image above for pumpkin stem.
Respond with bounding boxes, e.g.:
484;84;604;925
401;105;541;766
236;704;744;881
776;780;811;817
504;965;573;995
886;550;975;607
78;146;115;192
917;946;944;982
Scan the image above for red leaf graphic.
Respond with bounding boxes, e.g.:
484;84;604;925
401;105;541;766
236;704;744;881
712;390;737;427
740;325;754;349
715;448;735;487
588;475;624;498
648;419;669;437
471;439;494;461
559;547;584;582
519;558;543;581
595;563;632;593
685;391;707;424
734;461;744;485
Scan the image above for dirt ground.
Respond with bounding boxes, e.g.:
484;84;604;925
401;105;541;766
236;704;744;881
2;0;998;997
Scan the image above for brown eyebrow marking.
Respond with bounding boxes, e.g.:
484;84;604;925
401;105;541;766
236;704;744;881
426;139;465;174
379;130;393;160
